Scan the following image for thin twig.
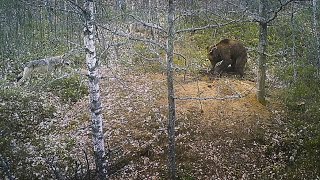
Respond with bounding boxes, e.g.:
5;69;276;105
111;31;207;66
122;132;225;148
267;0;295;23
175;94;241;101
128;14;166;33
97;24;166;50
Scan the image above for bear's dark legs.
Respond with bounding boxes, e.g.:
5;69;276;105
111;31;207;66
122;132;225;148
235;55;247;77
216;59;232;76
230;61;236;71
210;61;218;74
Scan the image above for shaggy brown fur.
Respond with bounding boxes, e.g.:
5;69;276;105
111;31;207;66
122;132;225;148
207;39;247;77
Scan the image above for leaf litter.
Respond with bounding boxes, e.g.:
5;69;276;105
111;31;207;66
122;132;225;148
56;64;285;179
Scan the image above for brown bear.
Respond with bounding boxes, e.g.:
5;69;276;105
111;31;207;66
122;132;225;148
207;39;247;77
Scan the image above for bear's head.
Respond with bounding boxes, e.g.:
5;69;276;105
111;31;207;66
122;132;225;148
207;45;220;64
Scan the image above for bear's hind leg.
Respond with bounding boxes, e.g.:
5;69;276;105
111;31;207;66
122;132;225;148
235;55;247;78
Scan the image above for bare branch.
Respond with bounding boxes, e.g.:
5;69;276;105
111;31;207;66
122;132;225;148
66;0;86;15
176;5;251;34
176;18;246;34
247;47;291;57
97;24;166;50
128;14;166;33
175;94;241;101
267;0;295;23
175;86;254;101
226;1;265;22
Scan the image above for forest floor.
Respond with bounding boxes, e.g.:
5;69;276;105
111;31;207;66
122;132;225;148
63;64;284;179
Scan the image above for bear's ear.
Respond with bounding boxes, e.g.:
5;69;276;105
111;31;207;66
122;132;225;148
207;45;217;54
206;45;212;52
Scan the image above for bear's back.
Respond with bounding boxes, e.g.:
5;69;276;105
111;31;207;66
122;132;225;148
218;39;246;57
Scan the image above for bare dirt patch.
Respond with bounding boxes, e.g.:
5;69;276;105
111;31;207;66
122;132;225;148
63;66;274;179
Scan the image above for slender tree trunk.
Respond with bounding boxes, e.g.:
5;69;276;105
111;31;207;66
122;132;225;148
291;2;297;82
166;0;177;179
257;0;267;105
54;0;57;39
83;0;108;179
312;0;320;76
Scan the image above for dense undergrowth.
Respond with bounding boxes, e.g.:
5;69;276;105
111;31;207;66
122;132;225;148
268;9;320;178
277;78;320;179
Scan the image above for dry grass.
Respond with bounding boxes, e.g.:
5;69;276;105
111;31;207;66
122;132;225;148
61;65;275;179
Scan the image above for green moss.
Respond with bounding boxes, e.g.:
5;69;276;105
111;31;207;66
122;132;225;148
47;74;88;103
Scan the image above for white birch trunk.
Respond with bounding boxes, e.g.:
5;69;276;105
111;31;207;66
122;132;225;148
166;0;177;179
83;0;108;179
257;0;267;105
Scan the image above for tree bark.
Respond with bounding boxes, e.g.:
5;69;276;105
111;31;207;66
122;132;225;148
257;0;267;105
291;2;297;82
166;0;177;179
83;0;108;179
312;0;320;76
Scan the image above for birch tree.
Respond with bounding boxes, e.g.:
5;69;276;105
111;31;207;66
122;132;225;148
83;0;108;179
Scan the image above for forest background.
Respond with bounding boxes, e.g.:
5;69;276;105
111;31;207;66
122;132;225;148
0;0;320;179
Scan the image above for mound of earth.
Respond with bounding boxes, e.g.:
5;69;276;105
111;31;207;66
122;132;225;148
174;78;270;132
63;66;274;179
